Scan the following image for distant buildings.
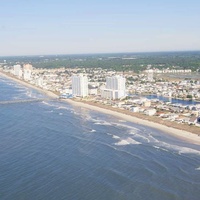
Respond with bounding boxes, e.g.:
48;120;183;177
23;64;33;81
144;68;192;74
101;75;126;100
72;74;88;97
35;77;44;87
11;64;33;80
13;64;22;77
147;69;154;82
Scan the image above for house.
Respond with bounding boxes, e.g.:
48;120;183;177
88;85;98;95
143;100;151;107
130;106;140;113
188;116;198;125
144;108;157;116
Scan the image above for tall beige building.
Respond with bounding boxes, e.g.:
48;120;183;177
23;64;33;81
13;64;22;77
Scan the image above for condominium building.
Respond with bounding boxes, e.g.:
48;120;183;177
13;64;22;77
23;64;33;81
72;74;88;97
101;75;126;99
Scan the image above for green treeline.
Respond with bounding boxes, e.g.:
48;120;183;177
1;51;200;72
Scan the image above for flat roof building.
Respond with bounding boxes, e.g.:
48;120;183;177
72;74;88;97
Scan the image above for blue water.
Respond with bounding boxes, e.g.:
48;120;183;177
0;76;200;200
145;94;200;105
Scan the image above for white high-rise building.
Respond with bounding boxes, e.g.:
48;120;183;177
106;75;126;91
23;64;33;81
101;75;126;99
72;74;88;97
35;77;44;87
13;64;22;77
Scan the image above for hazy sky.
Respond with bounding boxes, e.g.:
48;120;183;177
1;0;200;56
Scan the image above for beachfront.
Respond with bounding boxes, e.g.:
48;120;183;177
1;71;200;145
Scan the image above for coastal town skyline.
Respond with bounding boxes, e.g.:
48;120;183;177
1;1;200;199
1;45;200;200
1;65;200;199
1;59;200;134
1;0;200;56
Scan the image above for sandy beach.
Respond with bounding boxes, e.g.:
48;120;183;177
1;71;200;145
64;99;200;145
0;71;58;98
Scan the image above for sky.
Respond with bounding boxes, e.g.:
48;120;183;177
0;0;200;56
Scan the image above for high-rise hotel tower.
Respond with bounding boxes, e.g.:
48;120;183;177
101;75;126;99
23;64;33;81
72;74;88;97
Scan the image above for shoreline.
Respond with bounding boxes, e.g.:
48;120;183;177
0;71;58;99
1;71;200;145
64;99;200;145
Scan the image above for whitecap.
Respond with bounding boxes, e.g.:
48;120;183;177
127;137;141;145
94;121;112;126
112;135;120;139
153;145;169;152
115;137;141;146
131;132;151;143
115;140;130;146
113;122;140;132
178;147;200;155
118;120;126;122
55;106;69;110
42;101;54;107
156;141;200;155
89;129;96;133
195;167;200;171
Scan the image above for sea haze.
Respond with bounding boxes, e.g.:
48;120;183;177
0;76;200;200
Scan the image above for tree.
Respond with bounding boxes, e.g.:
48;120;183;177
186;94;193;99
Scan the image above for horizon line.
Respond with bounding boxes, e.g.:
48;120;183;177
1;49;200;58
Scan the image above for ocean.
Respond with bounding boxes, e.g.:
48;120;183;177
0;76;200;200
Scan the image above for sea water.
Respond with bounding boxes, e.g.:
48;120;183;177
0;76;200;200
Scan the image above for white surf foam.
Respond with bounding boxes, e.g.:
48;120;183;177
129;131;151;143
94;121;112;126
55;106;69;110
118;120;127;122
112;135;120;139
157;141;200;155
178;147;200;155
153;145;169;152
42;101;54;107
115;137;141;146
89;129;96;133
115;140;130;146
127;137;141;145
113;122;140;132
